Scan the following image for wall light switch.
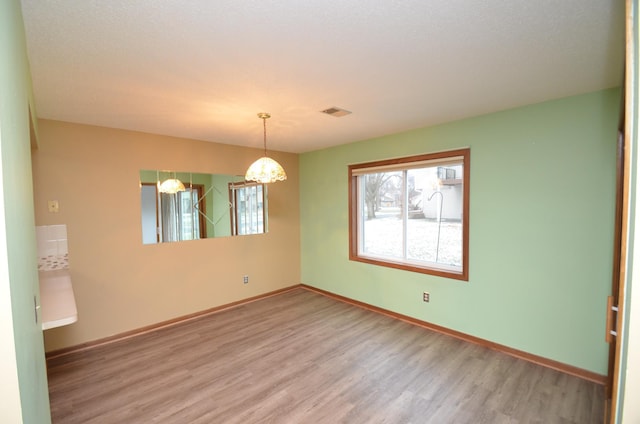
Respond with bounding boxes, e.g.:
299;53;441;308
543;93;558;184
47;200;59;213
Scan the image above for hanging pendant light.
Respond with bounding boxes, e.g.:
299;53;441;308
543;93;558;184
158;172;186;194
245;113;287;183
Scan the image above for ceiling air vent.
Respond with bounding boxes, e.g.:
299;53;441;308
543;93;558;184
321;107;352;117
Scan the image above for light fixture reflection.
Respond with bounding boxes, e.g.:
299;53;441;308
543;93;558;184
158;178;186;194
245;113;287;184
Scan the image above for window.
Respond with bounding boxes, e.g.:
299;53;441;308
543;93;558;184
230;182;267;235
141;183;207;243
172;187;205;240
349;148;470;280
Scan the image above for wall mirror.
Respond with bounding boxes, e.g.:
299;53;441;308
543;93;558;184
140;170;268;244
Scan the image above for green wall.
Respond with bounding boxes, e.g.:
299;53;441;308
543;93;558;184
300;88;620;374
0;0;51;422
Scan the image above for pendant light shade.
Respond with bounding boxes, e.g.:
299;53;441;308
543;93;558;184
245;113;287;183
158;178;185;194
245;157;287;183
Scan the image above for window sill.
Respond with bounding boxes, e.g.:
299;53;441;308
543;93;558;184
350;254;468;281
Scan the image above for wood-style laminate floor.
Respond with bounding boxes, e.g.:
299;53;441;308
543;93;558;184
47;288;604;423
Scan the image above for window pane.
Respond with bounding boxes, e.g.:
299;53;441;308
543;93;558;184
255;185;264;233
176;189;200;241
406;165;463;267
360;171;403;258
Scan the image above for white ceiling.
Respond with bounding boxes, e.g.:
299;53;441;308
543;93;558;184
20;0;624;154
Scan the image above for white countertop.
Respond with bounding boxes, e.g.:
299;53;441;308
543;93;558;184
39;269;77;330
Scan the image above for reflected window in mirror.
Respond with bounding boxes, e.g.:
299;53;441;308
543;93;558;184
230;182;267;236
141;183;207;243
140;170;268;244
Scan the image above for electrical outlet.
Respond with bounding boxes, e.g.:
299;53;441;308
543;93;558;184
243;275;249;284
423;292;430;302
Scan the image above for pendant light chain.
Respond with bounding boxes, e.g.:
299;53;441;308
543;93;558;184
245;112;287;183
263;116;268;157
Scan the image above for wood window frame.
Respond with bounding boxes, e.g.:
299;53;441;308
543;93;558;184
348;148;470;281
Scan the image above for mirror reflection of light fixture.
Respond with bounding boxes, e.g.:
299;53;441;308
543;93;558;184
245;113;287;184
158;173;186;194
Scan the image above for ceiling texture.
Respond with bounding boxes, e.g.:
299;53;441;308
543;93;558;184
20;0;624;154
